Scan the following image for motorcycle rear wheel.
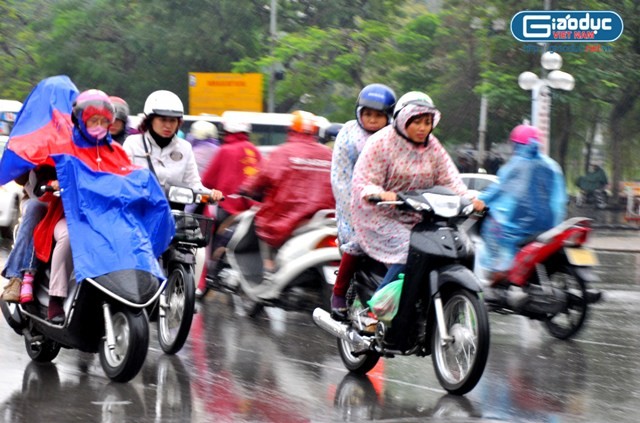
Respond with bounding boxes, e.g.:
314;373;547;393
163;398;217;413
99;308;149;383
543;265;588;340
158;264;196;354
337;337;380;375
25;336;61;363
432;289;490;396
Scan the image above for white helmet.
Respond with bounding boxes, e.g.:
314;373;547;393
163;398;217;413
393;91;435;118
143;90;184;118
222;115;251;134
190;120;218;140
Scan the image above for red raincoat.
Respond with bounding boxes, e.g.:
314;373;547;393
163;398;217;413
241;132;335;248
201;132;261;215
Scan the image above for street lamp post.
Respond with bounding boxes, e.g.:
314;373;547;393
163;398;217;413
267;0;277;113
473;13;505;171
518;51;575;154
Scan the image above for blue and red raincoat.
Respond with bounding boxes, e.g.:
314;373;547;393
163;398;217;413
0;75;174;282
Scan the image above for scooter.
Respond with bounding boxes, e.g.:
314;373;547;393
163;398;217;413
468;211;602;340
205;206;341;316
150;185;215;354
313;187;490;396
1;244;164;383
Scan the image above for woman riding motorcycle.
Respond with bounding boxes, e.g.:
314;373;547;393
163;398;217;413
351;91;483;290
34;90;138;323
122;90;223;202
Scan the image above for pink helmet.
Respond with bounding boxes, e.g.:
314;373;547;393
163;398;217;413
510;124;539;145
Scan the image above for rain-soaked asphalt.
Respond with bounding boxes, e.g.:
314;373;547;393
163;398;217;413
0;228;638;422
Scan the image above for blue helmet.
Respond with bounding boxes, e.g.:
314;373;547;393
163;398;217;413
356;83;396;129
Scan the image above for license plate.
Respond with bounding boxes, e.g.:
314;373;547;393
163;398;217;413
565;247;599;266
322;266;339;285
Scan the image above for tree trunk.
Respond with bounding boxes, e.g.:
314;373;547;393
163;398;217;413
609;86;639;201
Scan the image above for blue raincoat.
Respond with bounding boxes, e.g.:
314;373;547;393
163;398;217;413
478;141;567;272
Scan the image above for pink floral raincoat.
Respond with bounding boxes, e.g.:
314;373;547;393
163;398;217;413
351;104;468;264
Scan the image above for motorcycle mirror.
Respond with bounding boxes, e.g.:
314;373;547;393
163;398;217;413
167;186;194;204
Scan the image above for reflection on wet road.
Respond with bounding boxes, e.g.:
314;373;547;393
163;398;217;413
0;240;639;422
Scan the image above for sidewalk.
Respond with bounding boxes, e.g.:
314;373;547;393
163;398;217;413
587;229;640;254
567;201;640;253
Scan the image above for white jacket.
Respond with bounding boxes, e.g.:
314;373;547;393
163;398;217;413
123;132;205;190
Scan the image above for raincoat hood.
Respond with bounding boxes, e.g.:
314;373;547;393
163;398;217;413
286;131;317;144
223;132;250;145
393;104;441;142
513;139;540;160
186;134;220;148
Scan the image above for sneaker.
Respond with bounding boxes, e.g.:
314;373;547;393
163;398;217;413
20;281;33;304
1;277;21;303
330;294;348;321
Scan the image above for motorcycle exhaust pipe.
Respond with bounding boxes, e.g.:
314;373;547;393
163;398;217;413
312;308;371;349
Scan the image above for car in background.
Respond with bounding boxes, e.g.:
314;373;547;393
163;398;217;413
460;173;499;197
0;99;24;239
0;151;22;239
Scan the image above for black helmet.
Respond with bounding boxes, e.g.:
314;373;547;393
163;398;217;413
319;123;344;145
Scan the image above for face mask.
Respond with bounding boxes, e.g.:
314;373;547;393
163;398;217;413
87;126;108;140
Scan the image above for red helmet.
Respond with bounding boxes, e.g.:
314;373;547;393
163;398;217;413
510;124;539;145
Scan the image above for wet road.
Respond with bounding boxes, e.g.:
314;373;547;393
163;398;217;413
0;240;638;422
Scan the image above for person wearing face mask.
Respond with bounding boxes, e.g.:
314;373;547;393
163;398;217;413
33;89;136;323
122;90;223;202
351;91;484;293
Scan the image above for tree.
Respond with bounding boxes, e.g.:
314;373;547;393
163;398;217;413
0;0;50;98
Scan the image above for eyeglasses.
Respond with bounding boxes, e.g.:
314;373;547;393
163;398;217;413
86;115;111;127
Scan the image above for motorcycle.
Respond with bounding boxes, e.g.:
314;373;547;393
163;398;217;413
151;185;215;354
468;211;602;340
1;189;165;382
576;188;608;209
204;204;341;316
313;187;490;396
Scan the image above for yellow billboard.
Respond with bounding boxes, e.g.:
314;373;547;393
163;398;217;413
188;72;263;115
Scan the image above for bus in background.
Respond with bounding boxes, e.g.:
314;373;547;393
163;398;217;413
182;111;331;149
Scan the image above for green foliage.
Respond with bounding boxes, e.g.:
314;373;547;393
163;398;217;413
0;0;638;189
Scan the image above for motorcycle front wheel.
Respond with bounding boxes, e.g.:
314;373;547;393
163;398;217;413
158;264;196;354
432;289;490;396
544;264;588;340
99;308;149;383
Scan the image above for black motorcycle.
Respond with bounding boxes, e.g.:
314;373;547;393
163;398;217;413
314;187;490;395
152;185;215;354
